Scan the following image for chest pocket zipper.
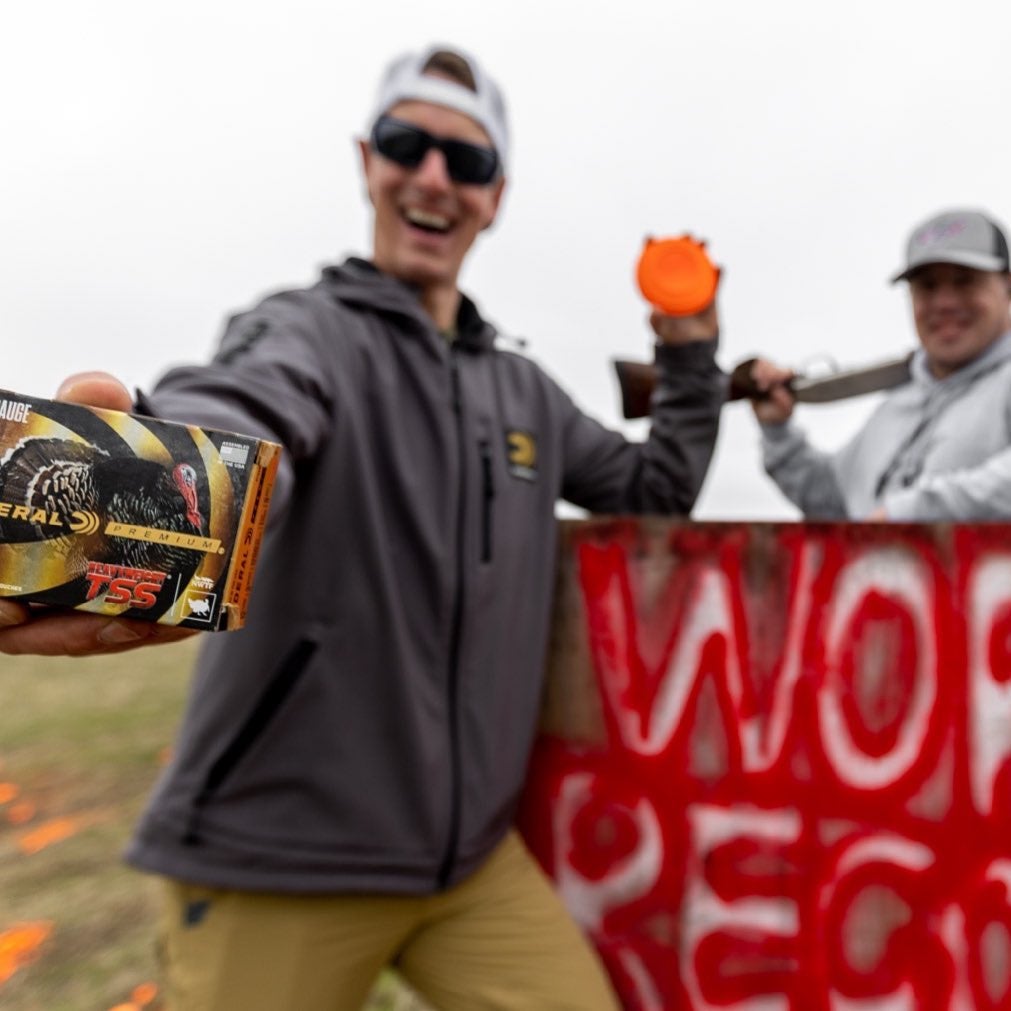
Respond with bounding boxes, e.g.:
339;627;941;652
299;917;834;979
479;439;495;563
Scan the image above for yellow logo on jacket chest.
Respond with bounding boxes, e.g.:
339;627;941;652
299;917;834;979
506;430;537;481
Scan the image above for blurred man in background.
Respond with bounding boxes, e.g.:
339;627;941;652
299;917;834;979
750;208;1011;520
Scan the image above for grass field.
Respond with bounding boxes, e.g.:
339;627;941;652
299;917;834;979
0;638;427;1011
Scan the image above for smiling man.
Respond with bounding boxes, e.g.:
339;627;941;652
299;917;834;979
748;208;1011;520
0;45;725;1010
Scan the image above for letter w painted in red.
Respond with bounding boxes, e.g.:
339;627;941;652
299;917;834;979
575;533;820;774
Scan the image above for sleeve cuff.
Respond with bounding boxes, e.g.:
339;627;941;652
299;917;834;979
654;339;719;373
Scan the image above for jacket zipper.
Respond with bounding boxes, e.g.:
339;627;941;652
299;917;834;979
479;438;495;563
438;350;466;888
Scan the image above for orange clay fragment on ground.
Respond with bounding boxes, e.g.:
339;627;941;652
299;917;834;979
106;983;159;1011
132;981;159;1005
0;921;54;985
17;816;87;855
0;783;19;805
7;801;36;825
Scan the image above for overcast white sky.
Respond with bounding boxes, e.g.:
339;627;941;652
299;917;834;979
2;0;1008;520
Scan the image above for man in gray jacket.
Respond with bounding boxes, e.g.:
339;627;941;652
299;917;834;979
0;45;725;1010
751;208;1011;520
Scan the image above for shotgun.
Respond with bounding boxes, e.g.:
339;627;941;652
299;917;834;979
613;353;915;420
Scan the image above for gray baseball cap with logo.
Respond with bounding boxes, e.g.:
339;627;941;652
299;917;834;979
367;44;510;171
891;209;1010;283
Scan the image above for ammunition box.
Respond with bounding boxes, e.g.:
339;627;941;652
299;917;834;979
0;389;280;631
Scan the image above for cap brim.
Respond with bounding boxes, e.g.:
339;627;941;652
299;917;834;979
891;250;1009;284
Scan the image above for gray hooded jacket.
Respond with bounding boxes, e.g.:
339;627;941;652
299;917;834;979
125;259;724;894
761;330;1011;521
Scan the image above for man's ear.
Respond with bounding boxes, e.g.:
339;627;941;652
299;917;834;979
357;138;377;207
481;177;507;231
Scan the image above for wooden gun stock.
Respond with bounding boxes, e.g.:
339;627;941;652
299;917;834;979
613;358;753;419
613;360;662;420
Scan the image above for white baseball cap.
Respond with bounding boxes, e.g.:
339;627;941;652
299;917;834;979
367;44;510;171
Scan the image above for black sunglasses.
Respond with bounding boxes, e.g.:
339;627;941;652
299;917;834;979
370;115;500;186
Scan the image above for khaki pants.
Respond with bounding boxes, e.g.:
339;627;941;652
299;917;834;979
158;830;620;1010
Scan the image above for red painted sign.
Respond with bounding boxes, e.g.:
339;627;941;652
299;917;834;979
519;520;1011;1010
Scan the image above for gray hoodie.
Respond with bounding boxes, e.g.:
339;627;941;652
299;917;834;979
761;330;1011;521
125;259;725;894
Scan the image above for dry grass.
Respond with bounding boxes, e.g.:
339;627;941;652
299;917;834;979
0;638;427;1010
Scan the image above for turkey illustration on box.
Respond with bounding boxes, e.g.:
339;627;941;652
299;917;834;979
0;390;280;630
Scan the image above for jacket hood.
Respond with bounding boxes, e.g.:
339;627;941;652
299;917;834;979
321;257;498;353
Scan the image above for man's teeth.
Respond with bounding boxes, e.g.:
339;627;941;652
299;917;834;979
405;209;451;232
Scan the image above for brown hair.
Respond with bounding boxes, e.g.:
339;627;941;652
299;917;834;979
422;50;477;91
